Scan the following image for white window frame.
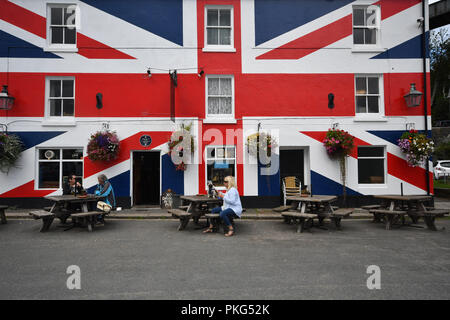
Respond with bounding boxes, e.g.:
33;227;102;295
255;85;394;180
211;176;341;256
35;147;84;191
44;76;76;123
45;3;78;52
357;145;387;186
205;145;237;191
352;4;381;52
354;74;385;121
203;5;236;52
205;74;235;122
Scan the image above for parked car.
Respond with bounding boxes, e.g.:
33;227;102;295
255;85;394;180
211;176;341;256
434;160;450;179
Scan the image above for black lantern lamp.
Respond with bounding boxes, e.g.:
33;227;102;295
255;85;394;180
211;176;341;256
0;85;15;110
404;83;423;107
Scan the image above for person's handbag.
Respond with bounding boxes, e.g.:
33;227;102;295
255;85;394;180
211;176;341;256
97;201;112;213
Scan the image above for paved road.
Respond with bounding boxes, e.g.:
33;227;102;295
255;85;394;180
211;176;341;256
0;219;449;299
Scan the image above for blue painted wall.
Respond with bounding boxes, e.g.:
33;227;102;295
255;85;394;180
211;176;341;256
372;32;429;60
86;170;130;197
0;30;61;59
161;153;184;195
8;131;66;150
258;154;280;196
311;170;361;196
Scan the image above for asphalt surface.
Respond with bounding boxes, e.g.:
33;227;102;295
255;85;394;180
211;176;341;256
0;218;450;300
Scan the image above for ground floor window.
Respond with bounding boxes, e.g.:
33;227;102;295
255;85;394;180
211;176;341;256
37;148;83;189
206;146;235;188
357;146;385;184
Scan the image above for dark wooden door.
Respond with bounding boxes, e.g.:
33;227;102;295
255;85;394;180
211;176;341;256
280;149;304;188
133;152;160;205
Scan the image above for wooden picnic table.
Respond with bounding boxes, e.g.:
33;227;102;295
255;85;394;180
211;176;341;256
284;195;338;232
35;194;103;232
171;195;223;230
372;194;446;230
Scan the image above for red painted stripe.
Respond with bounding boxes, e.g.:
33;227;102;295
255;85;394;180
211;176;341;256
77;33;136;60
256;0;420;60
84;131;172;178
256;15;352;60
0;0;46;38
0;0;135;60
301;130;431;192
0;180;55;198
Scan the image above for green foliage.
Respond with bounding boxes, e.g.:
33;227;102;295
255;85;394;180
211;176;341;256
0;133;23;173
433;139;450;161
430;29;450;120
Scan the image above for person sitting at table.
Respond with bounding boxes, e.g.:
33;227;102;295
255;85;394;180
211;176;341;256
62;174;85;195
94;174;116;224
203;176;242;237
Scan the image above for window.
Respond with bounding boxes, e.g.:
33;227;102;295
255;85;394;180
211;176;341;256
37;148;83;189
206;146;236;189
204;6;234;51
46;77;75;117
47;4;77;49
355;75;381;114
353;5;380;45
206;75;234;119
358;146;385;184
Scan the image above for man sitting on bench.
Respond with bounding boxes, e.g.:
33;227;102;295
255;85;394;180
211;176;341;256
203;176;242;237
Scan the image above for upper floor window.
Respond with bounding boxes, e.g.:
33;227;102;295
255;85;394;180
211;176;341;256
206;75;234;119
46;77;75;118
204;6;235;52
353;5;380;46
355;75;382;114
47;4;77;50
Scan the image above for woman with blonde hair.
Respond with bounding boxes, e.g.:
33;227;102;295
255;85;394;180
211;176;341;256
203;176;242;237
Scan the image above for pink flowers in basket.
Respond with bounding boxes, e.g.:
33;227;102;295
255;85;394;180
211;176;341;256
87;131;120;162
323;129;354;158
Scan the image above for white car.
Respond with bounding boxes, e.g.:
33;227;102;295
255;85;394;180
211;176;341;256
434;160;450;179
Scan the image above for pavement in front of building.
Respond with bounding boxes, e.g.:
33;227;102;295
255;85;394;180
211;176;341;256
0;218;450;300
5;197;450;220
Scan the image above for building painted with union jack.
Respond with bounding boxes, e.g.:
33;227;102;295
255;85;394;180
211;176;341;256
0;0;433;208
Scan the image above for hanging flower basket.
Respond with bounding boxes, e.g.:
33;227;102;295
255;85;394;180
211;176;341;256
168;123;195;171
87;130;120;162
246;132;278;158
0;132;23;173
322;128;354;158
397;130;433;167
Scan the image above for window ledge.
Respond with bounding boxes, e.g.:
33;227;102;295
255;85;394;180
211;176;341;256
351;47;384;53
44;47;78;53
203;118;237;124
353;116;387;122
202;47;236;53
42;119;76;127
358;184;388;188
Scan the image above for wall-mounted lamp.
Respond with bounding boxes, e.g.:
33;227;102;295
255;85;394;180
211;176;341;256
96;93;103;109
404;83;423;107
198;70;204;78
0;85;15;110
170;70;178;87
406;122;415;131
146;68;152;78
328;93;335;109
332;122;339;129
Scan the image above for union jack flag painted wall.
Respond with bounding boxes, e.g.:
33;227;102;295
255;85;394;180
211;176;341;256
0;0;432;208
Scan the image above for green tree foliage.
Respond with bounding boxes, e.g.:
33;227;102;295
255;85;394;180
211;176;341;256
430;29;450;122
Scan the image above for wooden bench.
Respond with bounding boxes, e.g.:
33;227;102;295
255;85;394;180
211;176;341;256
273;205;292;214
413;209;449;231
204;212;240;233
330;208;353;230
282;212;318;233
70;212;100;232
29;210;56;232
0;205;8;225
361;205;381;211
178;205;189;211
168;209;192;231
369;209;407;230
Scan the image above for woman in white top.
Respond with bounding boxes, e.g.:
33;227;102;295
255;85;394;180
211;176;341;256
203;176;242;237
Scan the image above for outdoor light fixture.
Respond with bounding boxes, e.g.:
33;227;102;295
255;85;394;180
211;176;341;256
170;70;177;87
404;83;423;107
198;70;204;78
0;85;15;110
328;93;335;109
146;68;152;78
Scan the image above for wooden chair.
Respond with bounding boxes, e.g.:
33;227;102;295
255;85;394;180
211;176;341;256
282;176;302;206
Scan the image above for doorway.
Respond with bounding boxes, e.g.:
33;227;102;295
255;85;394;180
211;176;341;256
280;149;305;195
132;151;160;206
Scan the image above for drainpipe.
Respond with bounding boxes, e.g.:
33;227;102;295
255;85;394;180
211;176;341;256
422;0;431;196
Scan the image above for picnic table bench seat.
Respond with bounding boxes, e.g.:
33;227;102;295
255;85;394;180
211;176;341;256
282;211;318;233
330;208;353;230
273;205;292;213
29;210;55;232
369;209;407;230
70;211;100;232
178;205;189;211
0;205;8;225
361;205;381;210
168;209;192;231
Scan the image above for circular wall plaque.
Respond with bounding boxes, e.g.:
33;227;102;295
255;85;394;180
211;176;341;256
139;135;152;147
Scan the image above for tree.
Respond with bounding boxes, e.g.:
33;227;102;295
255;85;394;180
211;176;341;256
430;29;450;122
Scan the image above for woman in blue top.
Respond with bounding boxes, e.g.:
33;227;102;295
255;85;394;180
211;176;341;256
95;174;116;209
203;176;242;237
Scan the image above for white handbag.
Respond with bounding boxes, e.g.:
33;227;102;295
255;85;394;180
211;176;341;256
97;201;112;213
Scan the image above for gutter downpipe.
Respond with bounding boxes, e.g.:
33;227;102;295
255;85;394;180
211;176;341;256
422;0;431;196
